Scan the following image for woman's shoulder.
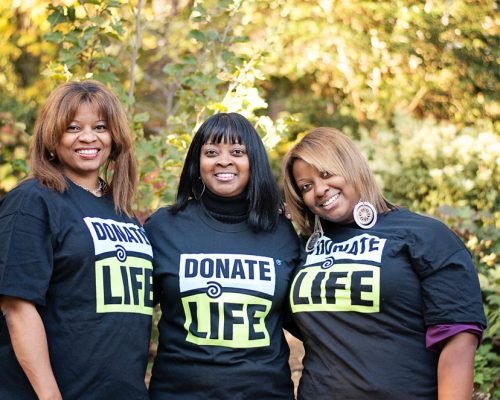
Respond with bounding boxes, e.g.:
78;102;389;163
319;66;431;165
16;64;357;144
276;214;299;234
383;208;462;246
269;214;301;245
0;178;53;214
6;177;45;194
144;206;170;227
144;201;198;228
386;208;451;229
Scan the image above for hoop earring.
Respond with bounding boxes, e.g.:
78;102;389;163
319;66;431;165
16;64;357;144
194;180;206;201
353;201;377;229
49;152;55;161
305;215;324;252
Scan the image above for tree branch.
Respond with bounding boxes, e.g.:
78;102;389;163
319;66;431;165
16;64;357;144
128;0;143;113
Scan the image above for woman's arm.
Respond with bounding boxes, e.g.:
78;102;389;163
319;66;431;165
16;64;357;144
437;331;478;400
0;296;62;400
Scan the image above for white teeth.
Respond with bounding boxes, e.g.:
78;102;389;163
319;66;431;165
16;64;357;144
216;173;235;178
322;193;340;207
77;149;98;155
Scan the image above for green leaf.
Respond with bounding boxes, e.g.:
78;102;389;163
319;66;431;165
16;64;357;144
191;16;206;22
221;49;236;62
189;29;205;43
163;63;185;75
95;57;111;69
44;32;64;43
93;71;118;85
83;26;98;42
90;16;105;26
106;32;122;41
99;34;111;47
192;4;207;14
67;6;76;22
109;57;121;68
112;22;125;36
133;112;150;123
47;7;65;26
207;30;219;41
231;35;250;43
64;32;81;46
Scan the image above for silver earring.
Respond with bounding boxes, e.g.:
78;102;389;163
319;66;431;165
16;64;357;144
49;152;55;160
194;180;206;201
305;215;324;252
353;201;377;229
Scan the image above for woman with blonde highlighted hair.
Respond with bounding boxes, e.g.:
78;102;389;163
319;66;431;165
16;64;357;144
283;127;486;399
0;80;153;399
283;127;395;237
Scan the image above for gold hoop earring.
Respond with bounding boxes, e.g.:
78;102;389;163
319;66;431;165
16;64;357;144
194;180;206;201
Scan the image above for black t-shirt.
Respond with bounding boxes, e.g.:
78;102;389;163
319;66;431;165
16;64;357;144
290;209;486;400
0;179;154;400
144;200;301;399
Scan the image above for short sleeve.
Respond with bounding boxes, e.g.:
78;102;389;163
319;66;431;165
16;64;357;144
0;192;54;306
407;218;486;327
426;323;483;352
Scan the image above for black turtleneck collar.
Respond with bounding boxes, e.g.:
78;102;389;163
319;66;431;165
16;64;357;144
201;188;249;224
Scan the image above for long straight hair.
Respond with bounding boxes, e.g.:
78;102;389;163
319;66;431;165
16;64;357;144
171;112;280;232
283;127;397;236
30;80;137;216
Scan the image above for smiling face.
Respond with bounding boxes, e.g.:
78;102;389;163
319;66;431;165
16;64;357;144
200;140;250;197
292;158;360;224
55;102;112;188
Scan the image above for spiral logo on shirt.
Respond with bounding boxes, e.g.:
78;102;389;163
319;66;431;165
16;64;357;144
206;281;223;298
322;256;335;269
115;244;127;262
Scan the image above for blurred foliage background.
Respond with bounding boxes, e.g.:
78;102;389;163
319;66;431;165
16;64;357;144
0;0;498;397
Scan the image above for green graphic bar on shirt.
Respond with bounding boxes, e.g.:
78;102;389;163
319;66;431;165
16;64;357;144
95;257;154;315
290;263;380;313
182;292;271;348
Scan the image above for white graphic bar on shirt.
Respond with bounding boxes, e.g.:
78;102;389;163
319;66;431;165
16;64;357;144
179;253;275;296
306;233;386;265
84;217;153;257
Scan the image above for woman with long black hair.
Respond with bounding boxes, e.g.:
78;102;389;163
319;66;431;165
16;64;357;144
145;112;301;399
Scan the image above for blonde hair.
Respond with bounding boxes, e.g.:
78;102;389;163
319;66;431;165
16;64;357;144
282;127;396;235
30;80;137;216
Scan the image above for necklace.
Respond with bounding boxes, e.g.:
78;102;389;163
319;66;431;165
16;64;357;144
71;178;105;195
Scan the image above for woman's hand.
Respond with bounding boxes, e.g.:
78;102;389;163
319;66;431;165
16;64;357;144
437;331;478;400
1;296;62;400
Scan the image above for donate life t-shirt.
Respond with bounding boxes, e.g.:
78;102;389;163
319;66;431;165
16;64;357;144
144;200;301;400
290;209;486;400
0;179;153;400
